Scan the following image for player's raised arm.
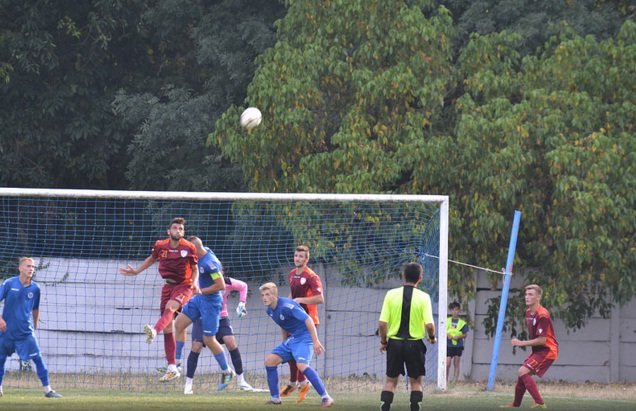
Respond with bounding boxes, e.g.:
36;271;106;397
119;255;156;276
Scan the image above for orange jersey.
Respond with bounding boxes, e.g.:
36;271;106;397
288;266;323;325
526;305;558;361
151;238;198;285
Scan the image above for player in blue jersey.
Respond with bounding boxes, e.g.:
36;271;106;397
0;257;62;398
259;282;333;408
174;236;235;393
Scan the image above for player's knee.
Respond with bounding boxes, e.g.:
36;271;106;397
224;337;237;350
264;354;281;367
296;362;309;372
191;341;203;352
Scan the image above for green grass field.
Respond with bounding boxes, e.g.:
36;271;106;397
1;383;635;411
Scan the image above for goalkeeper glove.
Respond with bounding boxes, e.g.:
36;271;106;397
236;302;247;319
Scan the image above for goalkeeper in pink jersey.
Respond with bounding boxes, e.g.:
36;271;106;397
183;276;254;394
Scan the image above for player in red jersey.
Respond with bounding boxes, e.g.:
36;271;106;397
119;217;199;382
280;245;325;403
502;284;558;409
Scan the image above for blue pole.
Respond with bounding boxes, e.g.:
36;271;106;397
486;210;522;391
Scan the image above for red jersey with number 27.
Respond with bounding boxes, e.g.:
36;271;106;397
151;238;198;285
288;266;323;325
526;305;559;360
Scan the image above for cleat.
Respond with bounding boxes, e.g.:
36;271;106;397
44;390;62;398
184;385;193;395
266;398;282;405
157;363;181;374
218;368;236;391
499;403;518;408
320;396;334;408
531;403;547;409
296;382;311;403
238;380;254;391
0;387;3;397
280;384;296;397
159;369;181;382
144;324;157;344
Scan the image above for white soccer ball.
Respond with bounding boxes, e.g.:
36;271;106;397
240;107;262;131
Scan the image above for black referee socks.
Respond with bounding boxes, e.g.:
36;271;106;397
410;390;423;411
380;390;394;411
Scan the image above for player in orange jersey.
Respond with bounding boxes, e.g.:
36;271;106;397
119;217;199;382
502;284;558;409
280;245;324;403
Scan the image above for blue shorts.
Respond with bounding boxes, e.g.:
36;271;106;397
192;317;234;344
181;295;222;337
271;335;314;365
0;333;41;360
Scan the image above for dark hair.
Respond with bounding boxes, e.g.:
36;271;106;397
403;262;422;283
169;217;186;228
449;301;461;310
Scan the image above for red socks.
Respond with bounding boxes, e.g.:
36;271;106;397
514;374;544;406
521;374;544;405
513;377;526;406
164;332;176;364
289;361;306;383
154;309;174;333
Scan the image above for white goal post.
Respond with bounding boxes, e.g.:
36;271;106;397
0;187;449;391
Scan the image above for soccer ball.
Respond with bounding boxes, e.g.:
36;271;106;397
240;107;262;131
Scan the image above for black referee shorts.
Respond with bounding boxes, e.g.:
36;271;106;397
385;339;427;378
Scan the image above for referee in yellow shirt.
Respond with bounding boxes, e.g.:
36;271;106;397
378;262;436;411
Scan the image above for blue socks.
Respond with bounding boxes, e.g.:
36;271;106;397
266;366;280;399
176;341;184;363
214;352;229;371
302;366;326;397
32;355;50;387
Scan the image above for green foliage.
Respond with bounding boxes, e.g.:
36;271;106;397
445;21;636;332
113;0;285;191
0;0;147;188
441;0;632;54
212;0;455;193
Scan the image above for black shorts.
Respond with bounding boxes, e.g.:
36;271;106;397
447;346;464;358
215;317;234;344
386;339;427;378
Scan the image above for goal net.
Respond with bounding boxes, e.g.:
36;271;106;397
0;188;448;392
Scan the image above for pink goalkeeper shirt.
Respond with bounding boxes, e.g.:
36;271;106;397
220;277;248;319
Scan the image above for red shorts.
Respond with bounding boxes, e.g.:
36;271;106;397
523;351;555;377
160;283;194;313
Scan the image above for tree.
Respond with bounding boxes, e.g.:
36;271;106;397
114;0;285;191
213;0;635;331
440;0;632;54
437;21;636;333
0;0;148;188
212;0;455;193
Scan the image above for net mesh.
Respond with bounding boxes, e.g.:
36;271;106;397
0;191;445;393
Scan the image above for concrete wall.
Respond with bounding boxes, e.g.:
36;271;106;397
467;271;636;383
4;258;635;383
